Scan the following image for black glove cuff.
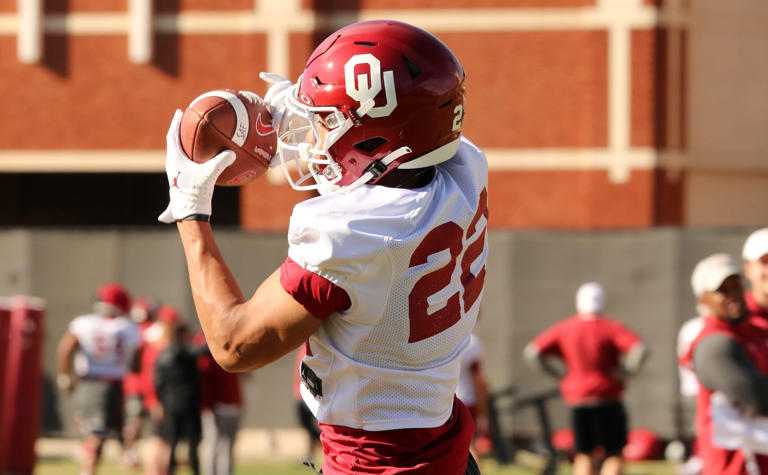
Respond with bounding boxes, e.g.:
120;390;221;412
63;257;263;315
180;213;211;222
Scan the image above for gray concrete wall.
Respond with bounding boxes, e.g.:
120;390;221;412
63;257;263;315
0;227;759;438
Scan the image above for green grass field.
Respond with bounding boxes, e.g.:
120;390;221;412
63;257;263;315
35;457;678;474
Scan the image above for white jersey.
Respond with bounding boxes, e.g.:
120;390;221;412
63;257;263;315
711;391;768;455
69;313;141;379
456;333;484;406
677;316;705;397
290;137;489;431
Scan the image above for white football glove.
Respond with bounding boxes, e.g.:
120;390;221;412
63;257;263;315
157;110;236;223
259;71;293;124
259;72;294;168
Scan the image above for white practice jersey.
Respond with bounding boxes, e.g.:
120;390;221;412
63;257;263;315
290;137;489;431
69;313;141;379
677;316;705;397
456;333;484;406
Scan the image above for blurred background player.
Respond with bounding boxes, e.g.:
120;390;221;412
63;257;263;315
158;19;487;474
121;296;159;467
524;282;648;475
456;332;492;457
679;253;768;474
154;306;207;475
743;228;768;323
55;282;140;475
675;304;707;475
196;332;244;475
677;307;708;399
673;228;768;472
141;304;179;475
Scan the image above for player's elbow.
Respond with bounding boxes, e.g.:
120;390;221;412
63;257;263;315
208;344;255;372
210;337;270;372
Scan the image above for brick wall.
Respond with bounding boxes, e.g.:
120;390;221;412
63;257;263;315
0;1;693;229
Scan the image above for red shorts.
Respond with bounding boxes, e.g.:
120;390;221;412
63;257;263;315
319;397;474;475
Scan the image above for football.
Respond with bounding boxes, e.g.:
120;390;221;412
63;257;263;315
180;89;277;186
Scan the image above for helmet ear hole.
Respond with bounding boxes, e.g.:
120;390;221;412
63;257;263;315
354;137;388;153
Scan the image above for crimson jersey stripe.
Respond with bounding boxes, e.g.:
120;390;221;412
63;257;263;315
279;257;351;320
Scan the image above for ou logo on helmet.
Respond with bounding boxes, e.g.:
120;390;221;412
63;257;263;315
344;54;397;118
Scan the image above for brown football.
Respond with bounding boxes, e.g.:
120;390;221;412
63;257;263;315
180;89;277;186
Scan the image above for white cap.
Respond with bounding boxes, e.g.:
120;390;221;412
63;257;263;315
743;228;768;261
576;282;605;314
691;253;741;297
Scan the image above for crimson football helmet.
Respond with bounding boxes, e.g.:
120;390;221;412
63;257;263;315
276;20;466;194
94;282;131;316
157;305;181;325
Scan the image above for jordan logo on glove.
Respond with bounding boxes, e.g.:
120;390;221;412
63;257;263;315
171;171;181;190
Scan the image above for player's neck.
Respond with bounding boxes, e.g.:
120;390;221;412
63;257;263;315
578;312;599;320
377;167;436;189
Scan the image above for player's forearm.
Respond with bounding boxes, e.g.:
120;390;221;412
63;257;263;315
176;221;323;372
176;220;250;368
622;342;648;376
523;343;565;379
474;376;489;417
56;348;69;375
56;332;76;375
56;355;70;376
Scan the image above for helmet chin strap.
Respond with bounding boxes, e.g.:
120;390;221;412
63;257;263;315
343;146;413;193
334;99;410;192
398;138;461;169
339;137;461;193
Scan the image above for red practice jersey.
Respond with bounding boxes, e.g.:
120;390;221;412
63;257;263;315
746;290;768;324
531;314;641;405
679;316;768;475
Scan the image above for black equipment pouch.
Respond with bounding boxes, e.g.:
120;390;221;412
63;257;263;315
300;361;323;397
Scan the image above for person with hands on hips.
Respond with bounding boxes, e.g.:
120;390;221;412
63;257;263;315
524;282;648;475
159;19;487;475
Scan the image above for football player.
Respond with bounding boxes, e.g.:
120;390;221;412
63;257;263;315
524;283;648;475
456;332;492;457
56;282;141;475
159;20;487;474
120;296;159;467
679;253;768;474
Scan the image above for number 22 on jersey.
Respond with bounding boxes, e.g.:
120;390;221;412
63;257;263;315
407;188;488;343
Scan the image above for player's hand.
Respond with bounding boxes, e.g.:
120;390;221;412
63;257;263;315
260;72;293;122
150;404;164;422
612;367;628;383
158;110;236;223
260;73;293;168
730;400;757;419
57;373;74;393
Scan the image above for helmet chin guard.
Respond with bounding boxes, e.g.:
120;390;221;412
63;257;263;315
275;85;373;193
